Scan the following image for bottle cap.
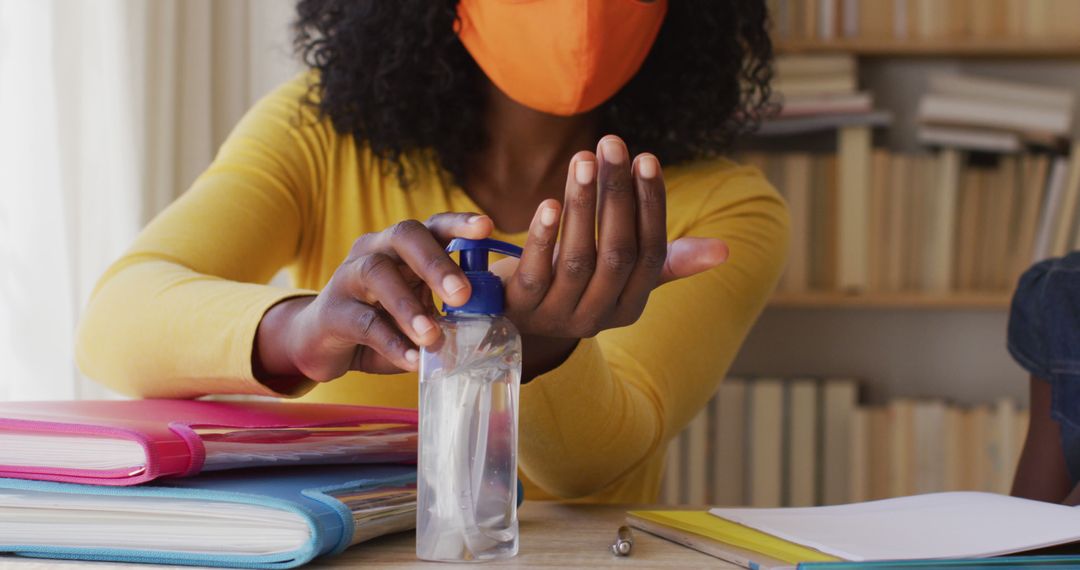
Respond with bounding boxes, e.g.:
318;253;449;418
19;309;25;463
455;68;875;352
444;238;522;315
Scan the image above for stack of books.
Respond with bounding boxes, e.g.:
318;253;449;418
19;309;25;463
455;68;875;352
0;399;420;568
762;54;890;136
744;145;1080;294
917;73;1074;152
661;378;1027;508
630;492;1080;569
769;0;1080;43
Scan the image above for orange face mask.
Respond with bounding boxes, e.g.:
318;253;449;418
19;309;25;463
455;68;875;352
456;0;668;117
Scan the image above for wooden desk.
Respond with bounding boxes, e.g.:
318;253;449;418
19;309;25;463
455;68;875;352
0;503;733;569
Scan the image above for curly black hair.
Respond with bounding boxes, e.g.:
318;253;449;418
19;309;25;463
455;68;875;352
293;0;774;186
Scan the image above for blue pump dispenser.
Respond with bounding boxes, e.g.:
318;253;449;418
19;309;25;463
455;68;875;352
444;238;522;315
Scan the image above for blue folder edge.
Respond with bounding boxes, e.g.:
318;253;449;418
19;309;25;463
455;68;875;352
0;464;416;569
799;555;1080;569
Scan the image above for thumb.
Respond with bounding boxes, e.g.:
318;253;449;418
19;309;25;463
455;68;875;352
659;237;729;285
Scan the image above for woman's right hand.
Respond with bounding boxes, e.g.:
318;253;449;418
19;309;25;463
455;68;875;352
253;213;493;386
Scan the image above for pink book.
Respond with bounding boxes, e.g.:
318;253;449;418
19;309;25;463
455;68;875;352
0;399;417;485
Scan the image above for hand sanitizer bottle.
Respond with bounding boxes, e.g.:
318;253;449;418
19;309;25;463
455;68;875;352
417;238;523;562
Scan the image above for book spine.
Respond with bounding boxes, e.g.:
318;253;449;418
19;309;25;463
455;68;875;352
749;379;785;507
822;379;857;505
925;148;961;293
1050;144;1080;257
836;126;872;292
713;379;748;506
786;379;819;507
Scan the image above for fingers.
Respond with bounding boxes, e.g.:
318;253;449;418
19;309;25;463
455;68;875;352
616;153;668;315
355;217;486;308
300;300;417;379
343;253;438;346
540;151;598;311
338;304;417;372
577;136;638;316
350;344;411;375
392;219;473;306
658;237;729;284
507;198;561;310
424;212;494;243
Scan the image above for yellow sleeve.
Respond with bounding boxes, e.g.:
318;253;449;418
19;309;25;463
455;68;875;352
517;165;789;498
75;76;324;399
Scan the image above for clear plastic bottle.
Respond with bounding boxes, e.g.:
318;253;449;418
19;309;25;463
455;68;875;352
417;238;523;562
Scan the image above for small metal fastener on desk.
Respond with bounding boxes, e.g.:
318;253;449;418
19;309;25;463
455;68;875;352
610;525;634;556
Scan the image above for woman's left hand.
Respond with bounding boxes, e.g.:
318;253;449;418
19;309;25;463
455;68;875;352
491;135;729;379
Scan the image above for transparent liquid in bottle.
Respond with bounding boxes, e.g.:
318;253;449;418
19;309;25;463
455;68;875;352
416;313;521;562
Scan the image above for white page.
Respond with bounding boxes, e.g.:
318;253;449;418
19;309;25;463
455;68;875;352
0;489;308;554
710;492;1080;561
0;433;144;470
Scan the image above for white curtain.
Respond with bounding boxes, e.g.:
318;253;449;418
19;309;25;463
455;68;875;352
0;0;302;401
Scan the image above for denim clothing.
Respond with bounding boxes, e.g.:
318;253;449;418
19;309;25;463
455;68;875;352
1008;252;1080;483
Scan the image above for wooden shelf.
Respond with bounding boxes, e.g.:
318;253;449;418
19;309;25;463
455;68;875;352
775;38;1080;58
768;291;1011;310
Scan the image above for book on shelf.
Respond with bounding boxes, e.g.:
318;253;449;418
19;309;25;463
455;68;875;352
916;126;1021;155
848;408;869;502
918;95;1071;143
1031;156;1070;262
911;400;947;494
661;377;1028;508
786;379;819;507
1052;145;1080;258
926;148;961;293
866;407;891;500
748;378;785;507
770;0;1080;43
780;92;874;118
836;126;871;291
775;53;856;78
766;53;887;136
917;73;1074;148
821;379;857;505
759;110;893;137
928;74;1075;113
712;378;747;507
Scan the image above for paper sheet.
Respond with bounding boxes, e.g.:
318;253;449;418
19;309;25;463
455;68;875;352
710;492;1080;561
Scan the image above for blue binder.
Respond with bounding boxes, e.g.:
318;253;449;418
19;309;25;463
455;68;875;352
0;464;415;569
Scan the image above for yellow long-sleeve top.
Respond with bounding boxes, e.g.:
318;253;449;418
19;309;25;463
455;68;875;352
76;75;789;504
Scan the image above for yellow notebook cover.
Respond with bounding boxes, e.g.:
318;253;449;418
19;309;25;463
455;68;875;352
627;510;840;565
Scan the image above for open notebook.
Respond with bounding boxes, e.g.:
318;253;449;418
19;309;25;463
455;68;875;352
631;492;1080;570
0;464;416;569
0;400;417;485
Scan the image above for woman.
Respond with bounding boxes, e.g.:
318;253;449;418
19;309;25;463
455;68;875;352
76;0;788;503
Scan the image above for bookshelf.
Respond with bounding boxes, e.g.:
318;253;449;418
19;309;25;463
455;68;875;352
666;0;1080;513
727;4;1080;407
776;38;1080;58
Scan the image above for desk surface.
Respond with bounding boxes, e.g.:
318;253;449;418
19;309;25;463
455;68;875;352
0;503;733;569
